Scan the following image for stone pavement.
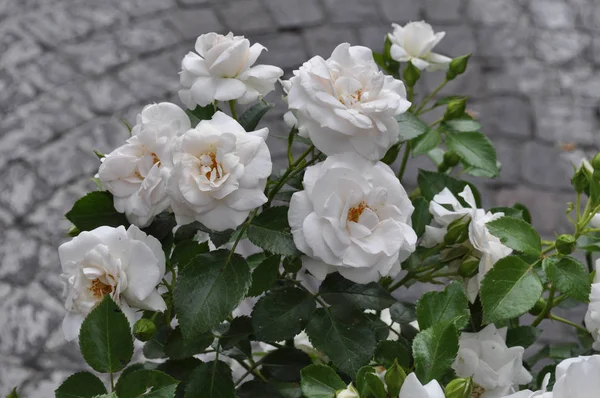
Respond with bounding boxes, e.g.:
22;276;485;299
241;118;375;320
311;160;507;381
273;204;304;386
1;0;599;395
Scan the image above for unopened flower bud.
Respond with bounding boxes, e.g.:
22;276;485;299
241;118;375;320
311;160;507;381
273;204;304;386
556;234;576;255
459;255;480;278
445;377;473;398
592;153;600;170
529;297;547;316
446;54;471;81
572;166;590;193
444;98;467;120
133;318;157;342
385;359;407;396
443;152;461;168
444;216;470;246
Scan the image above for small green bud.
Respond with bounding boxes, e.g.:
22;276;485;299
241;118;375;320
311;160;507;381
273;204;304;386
446;54;472;81
592;153;600;170
459;255;480;278
384;359;407;397
529;297;547;316
594;169;600;180
572;166;590;193
444;216;471;246
556;234;577;255
403;62;421;88
445;378;473;398
133;318;157;342
444;98;467;121
443;151;461;168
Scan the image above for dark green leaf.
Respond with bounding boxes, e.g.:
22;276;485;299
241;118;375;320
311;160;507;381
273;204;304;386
577;234;600;252
355;366;376;397
174;250;251;341
157;358;202;398
173;221;234;248
374;340;411;369
486;216;541;256
55;372;107;398
236;381;284;398
6;388;19;398
248;255;281;297
445;132;498;177
164;327;213;360
300;365;346;398
364;373;387;398
417;170;482;207
480;256;543;323
416;281;470;330
319;273;395;310
389;302;417;324
143;317;170;360
305;307;376;377
549;342;578;360
506;326;541;349
170;240;210;269
412;127;442;156
252;286;315;342
381;142;402;164
413;321;459;383
79;295;133;373
142;212;177;243
66;191;129;232
186;104;216;124
247;207;300;257
185;361;234;398
443;119;482;132
543;256;591;302
115;369;179;398
262;347;312;382
239;102;273;131
411;197;433;238
396;113;429;141
489;206;526;221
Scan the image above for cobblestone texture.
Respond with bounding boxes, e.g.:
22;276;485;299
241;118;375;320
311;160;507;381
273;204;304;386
1;0;599;394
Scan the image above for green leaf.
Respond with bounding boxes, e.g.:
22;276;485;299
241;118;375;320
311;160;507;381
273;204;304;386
66;191;129;232
300;365;346;398
261;347;312;382
480;256;543;323
143;317;170;360
389;301;417;324
247;206;300;257
115;369;179;398
142;212;177;243
236;381;284;398
443;119;482;132
417;170;482;207
248;255;281;297
416;281;470;330
156;358;201;398
170;240;210;269
445;132;499;177
412;127;442;156
55;372;107;398
374;340;411;369
486;216;541;256
173;221;234;248
79;295;133;373
396;113;429;141
239;102;273;131
411;197;433;238
252;286;315;342
319;273;395;310
506;326;541;349
164;327;213;360
186;104;216;125
413;321;459;383
185;361;235;398
364;373;387;398
381;142;402;164
6;388;19;398
305;307;376;377
489;206;526;222
220;316;253;351
543;256;591;302
174;250;251;341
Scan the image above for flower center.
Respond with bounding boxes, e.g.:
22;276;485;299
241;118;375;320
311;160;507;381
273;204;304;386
199;152;223;181
134;152;160;180
89;278;113;299
471;385;485;398
347;201;369;223
338;89;364;107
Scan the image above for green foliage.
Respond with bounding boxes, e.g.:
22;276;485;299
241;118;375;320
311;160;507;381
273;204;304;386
374;340;411;369
261;347;312;382
300;365;346;398
55;372;107;398
445;131;499;177
163;327;213;360
506;326;541;349
411;197;433;238
186;104;216;124
417;170;482;207
543;256;591;302
247;206;300;256
248;254;281;297
238;101;273;131
486;216;541;256
173;221;234;248
66;191;129;232
319;273;395;310
185;361;235;398
396;113;429;141
416;282;470;330
413;321;460;383
412;126;442;155
115;369;179;398
384;360;406;397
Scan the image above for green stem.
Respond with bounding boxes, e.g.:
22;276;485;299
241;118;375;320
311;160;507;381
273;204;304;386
287;127;296;166
576;192;582;223
229;100;238;120
397;142;411;181
266;145;315;206
416;79;448;114
541;243;556;256
234;356;269;387
110;372;115;392
531;286;556;327
549;313;589;334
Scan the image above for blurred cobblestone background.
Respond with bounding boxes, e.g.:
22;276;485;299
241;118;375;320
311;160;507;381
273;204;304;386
1;0;599;395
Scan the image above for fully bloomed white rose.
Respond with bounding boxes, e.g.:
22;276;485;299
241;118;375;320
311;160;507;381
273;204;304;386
98;102;190;227
288;153;417;284
387;21;451;71
549;355;600;397
284;43;411;160
423;186;511;302
584;260;600;349
452;324;532;398
167;111;271;231
179;32;283;109
59;225;166;341
502;374;551;398
399;372;445;398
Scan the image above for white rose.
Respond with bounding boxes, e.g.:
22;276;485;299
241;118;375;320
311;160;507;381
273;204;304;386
167;111;272;231
179;32;283;108
336;384;359;398
387;21;451;71
584;263;600;349
452;324;532;398
399;372;445;398
502;374;551;398
98;102;190;227
550;355;600;397
59;225;166;341
285;43;411;160
288;153;417;284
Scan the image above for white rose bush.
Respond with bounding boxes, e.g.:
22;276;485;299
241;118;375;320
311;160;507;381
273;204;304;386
11;20;600;398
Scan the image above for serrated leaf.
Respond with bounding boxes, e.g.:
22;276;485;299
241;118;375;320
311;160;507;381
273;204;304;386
305;307;376;377
543;256;591;302
66;191;129;231
55;372;107;398
480;256;543;323
319;273;395;310
252;286;315;342
164;327;213;360
411;127;442;156
248;255;281;297
300;365;346;398
174;250;251;341
247;207;300;257
411;197;433;238
445;131;498;177
239;102;273;131
381;142;402;164
185;361;234;398
396;113;429;141
236;381;284;398
486;216;541;256
220;316;253;351
173;221;234;248
506;326;541;349
374;340;411;369
413;321;459;383
389;301;417;324
416;282;470;330
156;358;201;398
79;295;133;373
115;369;179;398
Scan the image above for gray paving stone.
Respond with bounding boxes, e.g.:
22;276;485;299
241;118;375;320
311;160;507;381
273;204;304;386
219;0;274;33
485;58;561;96
533;98;598;145
177;0;210;5
304;25;358;57
21;371;75;398
117;19;181;55
325;0;381;24
0;22;43;67
0;68;37;114
21;5;94;46
593;36;600;66
468;0;521;25
530;0;575;28
71;117;131;156
475;96;533;138
490;137;523;185
534;30;590;65
84;76;137;114
0;162;52;217
476;21;531;58
358;25;389;53
254;32;307;69
119;0;177;17
263;0;323;27
17;53;78;92
521;141;574;190
424;58;483;98
434;24;476;58
0;229;40;285
167;7;223;39
424;0;463;22
62;33;131;76
0;355;32;398
377;0;422;22
69;0;128;32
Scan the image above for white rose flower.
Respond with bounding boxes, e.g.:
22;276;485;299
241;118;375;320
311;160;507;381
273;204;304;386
502;374;551;398
59;225;166;341
336;384;359;398
288;153;417;284
550;355;600;397
387;21;451;71
584;262;600;349
98;102;190;227
179;32;284;109
452;324;532;398
285;43;411;160
167;111;272;231
399;372;445;398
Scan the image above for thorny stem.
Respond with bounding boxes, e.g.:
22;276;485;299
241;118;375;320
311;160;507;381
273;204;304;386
549;313;589;334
